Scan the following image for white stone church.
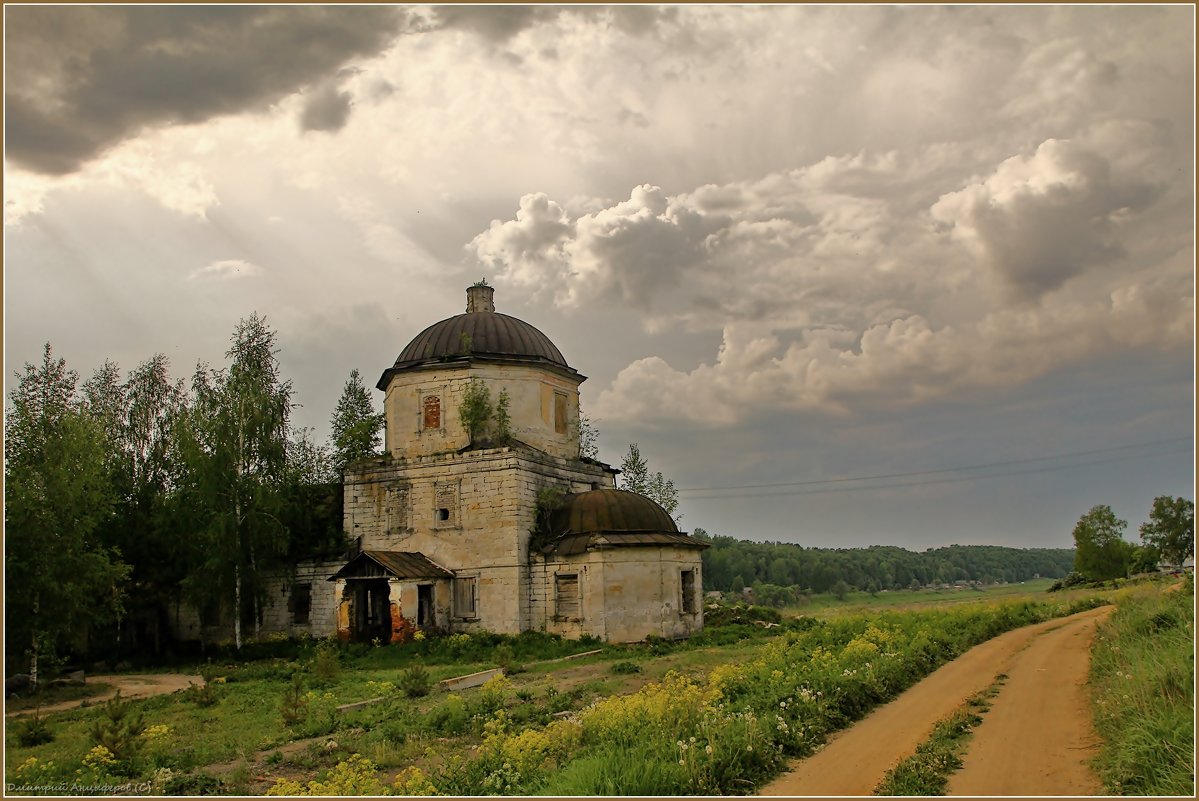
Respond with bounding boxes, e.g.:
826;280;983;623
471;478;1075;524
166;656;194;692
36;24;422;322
177;285;707;645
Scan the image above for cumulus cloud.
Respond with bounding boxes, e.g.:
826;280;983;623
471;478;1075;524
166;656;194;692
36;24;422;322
472;136;1188;426
189;259;262;281
931;139;1159;296
4;5;406;174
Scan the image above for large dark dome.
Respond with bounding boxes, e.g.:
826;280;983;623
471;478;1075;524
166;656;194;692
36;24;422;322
378;285;571;389
552;489;680;535
396;312;566;368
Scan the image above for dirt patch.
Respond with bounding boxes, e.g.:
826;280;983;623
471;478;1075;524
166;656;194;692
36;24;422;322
6;673;201;718
758;606;1112;796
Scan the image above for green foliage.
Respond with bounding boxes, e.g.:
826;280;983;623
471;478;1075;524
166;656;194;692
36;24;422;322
702;534;1075;596
175;314;293;650
1090;579;1194;795
1139;495;1194;567
183;679;220;708
4;343;129;683
311;640;341;686
611;661;643;675
494;389;513;446
459;378;493;445
89;691;147;766
329;368;383;475
577;408;600;460
281;673;308;727
529;486;566;551
398;665;431;698
619;443;679;520
14;711;55;747
831;579;851;600
1073;505;1133;580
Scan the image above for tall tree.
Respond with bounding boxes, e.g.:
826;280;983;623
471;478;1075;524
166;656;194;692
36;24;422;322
329;368;383;475
176;315;292;649
5;345;129;685
1139;496;1194;567
1073;504;1133;580
619;443;680;520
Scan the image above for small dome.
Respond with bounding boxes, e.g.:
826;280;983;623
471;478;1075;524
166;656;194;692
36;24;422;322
552;489;680;535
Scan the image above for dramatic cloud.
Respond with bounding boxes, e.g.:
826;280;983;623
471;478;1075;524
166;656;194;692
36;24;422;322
471;135;1189;424
300;78;355;133
4;5;406;174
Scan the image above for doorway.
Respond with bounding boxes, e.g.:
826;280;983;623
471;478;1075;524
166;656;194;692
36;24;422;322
417;584;434;628
349;579;391;643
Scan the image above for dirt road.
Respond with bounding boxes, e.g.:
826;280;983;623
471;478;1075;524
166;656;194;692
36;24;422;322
6;673;201;718
759;605;1112;796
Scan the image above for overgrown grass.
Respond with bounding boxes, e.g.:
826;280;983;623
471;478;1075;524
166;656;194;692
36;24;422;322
873;677;1004;795
421;595;1107;796
1089;576;1194;796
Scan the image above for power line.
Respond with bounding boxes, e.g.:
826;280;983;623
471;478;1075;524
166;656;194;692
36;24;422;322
677;436;1193;494
680;445;1193;500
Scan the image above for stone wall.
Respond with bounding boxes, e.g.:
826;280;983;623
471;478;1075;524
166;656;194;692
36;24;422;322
343;446;613;635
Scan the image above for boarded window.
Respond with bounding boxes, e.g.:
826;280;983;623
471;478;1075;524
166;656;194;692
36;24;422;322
289;583;312;624
386;484;409;532
422;395;442;429
554;392;568;434
454;577;477;618
555;573;580;619
681;569;697;614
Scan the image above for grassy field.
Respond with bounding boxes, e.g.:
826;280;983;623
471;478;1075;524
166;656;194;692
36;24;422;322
784;578;1062;617
1088;575;1194;796
5;579;1138;796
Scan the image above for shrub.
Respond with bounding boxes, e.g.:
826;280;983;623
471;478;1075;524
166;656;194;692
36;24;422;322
162;771;223;795
425;693;470;736
89;692;146;768
399;665;432;698
281;673;309;727
267;754;388;796
14;710;55;746
311;640;341;686
183;680;219;707
611;661;643;675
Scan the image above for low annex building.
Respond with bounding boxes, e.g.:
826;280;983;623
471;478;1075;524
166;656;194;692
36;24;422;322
176;284;707;644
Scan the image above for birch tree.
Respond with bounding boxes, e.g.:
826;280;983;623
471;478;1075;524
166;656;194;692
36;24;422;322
4;345;128;686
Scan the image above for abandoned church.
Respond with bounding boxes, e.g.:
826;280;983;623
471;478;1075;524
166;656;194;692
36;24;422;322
171;284;708;645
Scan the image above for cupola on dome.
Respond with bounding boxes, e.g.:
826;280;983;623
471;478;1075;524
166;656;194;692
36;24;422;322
378;285;571;389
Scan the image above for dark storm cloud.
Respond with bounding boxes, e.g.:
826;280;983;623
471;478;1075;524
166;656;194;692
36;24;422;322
5;5;407;174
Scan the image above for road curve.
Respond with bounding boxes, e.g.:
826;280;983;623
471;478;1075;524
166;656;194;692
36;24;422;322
758;605;1112;796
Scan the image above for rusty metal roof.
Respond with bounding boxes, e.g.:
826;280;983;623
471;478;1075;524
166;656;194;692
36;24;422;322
327;550;455;581
541;489;709;555
552;489;680;535
545;530;709;556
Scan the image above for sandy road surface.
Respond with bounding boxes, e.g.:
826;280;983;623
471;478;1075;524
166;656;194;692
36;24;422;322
6;673;201;717
946;607;1109;795
759;605;1112;796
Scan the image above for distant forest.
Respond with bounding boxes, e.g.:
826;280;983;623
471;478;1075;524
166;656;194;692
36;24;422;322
693;530;1074;600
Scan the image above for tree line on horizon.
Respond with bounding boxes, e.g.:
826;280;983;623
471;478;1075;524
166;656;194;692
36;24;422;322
4;316;384;685
694;532;1076;602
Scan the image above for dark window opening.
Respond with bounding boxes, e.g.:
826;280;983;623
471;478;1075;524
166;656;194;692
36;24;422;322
438;508;450;521
288;583;312;625
681;569;697;614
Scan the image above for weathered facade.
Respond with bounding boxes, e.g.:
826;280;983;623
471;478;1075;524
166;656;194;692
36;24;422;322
205;285;706;644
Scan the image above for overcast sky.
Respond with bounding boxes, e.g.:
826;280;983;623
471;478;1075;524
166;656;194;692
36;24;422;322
4;4;1194;551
